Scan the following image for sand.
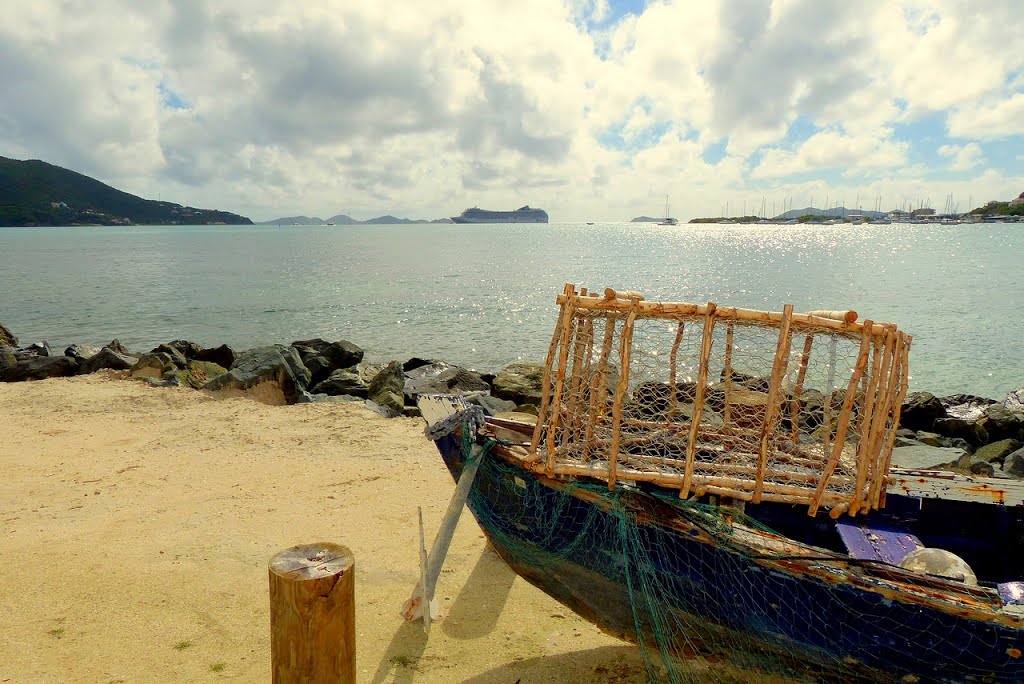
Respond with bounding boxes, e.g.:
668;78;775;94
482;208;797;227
0;373;647;683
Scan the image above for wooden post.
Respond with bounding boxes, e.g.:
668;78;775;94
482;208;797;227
608;298;639;491
753;304;794;503
789;334;814;444
680;303;717;498
269;543;355;684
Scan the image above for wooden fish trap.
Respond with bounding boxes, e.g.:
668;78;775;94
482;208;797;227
528;284;913;517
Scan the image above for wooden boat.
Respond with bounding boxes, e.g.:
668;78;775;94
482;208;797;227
418;284;1024;683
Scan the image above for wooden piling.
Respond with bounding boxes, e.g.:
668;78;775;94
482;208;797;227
269;542;355;684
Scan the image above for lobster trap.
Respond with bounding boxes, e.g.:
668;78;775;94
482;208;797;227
528;285;913;517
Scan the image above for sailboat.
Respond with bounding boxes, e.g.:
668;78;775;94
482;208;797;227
657;195;678;225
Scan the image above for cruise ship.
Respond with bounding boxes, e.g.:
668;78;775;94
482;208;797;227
450;206;548;223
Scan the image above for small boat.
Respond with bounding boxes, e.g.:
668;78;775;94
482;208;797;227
419;284;1024;683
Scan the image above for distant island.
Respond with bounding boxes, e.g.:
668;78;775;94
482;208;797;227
0;155;251;227
257;214;452;225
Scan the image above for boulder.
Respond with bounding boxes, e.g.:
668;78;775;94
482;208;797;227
933;417;989;448
203;345;311;404
492;362;546;405
978;404;1024;443
404;362;489;396
154;340;203;361
106;339;129;355
0;347;16;380
899;392;946;431
303;355;335;386
0;322;17;347
19;341;51;358
889;445;967;471
291;338;363;368
467;394;517;417
1004;448;1024;478
130;352;182;380
2;355;78;381
311;367;368;398
166;360;228;389
148;345;190;369
915;431;943;447
403;357;438;372
196;344;235;370
64;343;102;361
367;361;405;416
78;347;137;375
974;439;1023;466
1006;387;1024;413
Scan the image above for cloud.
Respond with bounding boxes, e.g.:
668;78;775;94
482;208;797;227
1;0;1022;221
938;143;983;171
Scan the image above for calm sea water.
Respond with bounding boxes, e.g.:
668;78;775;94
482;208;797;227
1;222;1021;398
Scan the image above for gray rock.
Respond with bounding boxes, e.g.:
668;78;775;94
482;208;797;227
130;352;182;379
304;355;335;386
291;338;364;368
889;444;967;471
3;355;78;381
367;361;405;415
896;428;917;439
492;362;546;405
0;322;17;347
0;347;16;380
1006;387;1024;412
203;345;311;404
979;404;1024;443
915;431;943;447
402;357;438;372
933;417;989;448
153;341;201;363
364;399;400;418
311;367;368;397
974;439;1022;465
404;362;489;396
1003;448;1024;478
196;344;235;370
468;394;517;416
78;347;137;374
900;392;946;431
64;343;102;361
894;436;923;448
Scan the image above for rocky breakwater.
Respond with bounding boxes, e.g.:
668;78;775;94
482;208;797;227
0;322;539;422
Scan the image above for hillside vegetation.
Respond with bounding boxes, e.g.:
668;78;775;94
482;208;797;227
0;156;251;226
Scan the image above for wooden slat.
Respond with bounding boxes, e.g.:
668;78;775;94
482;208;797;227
754;304;794;503
680;303;717;498
608;297;639;491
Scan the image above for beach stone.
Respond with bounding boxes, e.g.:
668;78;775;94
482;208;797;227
2;355;79;381
941;394;997;422
154;340;202;362
106;338;129;355
974;439;1022;466
900;392;946;431
1006;388;1024;412
303;355;334;385
933;417;989;448
367;361;405;415
203;344;311;404
468;393;517;416
291;338;363;368
196;344;235;370
78;347;137;374
492;362;546;405
166;360;228;389
894;436;922;448
363;399;400;418
18;341;51;358
888;445;966;471
130;352;182;379
149;344;190;368
978;404;1024;443
914;431;943;447
402;357;438;372
311;367;368;398
64;343;102;361
0;322;17;347
0;347;17;379
404;362;489;396
1004;448;1024;478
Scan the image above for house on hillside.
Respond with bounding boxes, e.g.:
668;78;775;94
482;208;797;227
1009;191;1024;207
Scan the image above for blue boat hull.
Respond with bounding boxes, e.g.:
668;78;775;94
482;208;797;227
434;433;1024;683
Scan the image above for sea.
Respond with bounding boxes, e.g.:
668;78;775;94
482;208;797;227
1;222;1021;399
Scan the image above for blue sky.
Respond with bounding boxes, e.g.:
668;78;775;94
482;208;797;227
1;0;1022;221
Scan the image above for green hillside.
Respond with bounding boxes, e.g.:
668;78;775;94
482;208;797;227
0;156;251;226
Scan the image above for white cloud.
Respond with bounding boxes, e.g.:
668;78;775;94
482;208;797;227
1;0;1022;221
938;143;983;171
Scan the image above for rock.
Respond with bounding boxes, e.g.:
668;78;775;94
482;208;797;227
467;394;517;416
203;345;311;404
898;548;977;585
290;338;332;362
894;436;922;448
1006;388;1024;413
149;344;190;368
889;445;967;471
196;344;235;370
142;375;181;388
404;362;489;396
78;347;137;374
940;394;997;419
974;439;1022;466
304;355;335;386
896;428;917;439
106;339;129;355
292;338;363;368
1;355;78;381
0;322;17;347
900;392;946;431
20;341;51;358
154;340;203;361
311;368;368;397
492;362;546;405
933;417;989;448
1004;448;1024;478
978;404;1024;443
64;343;101;361
166;360;228;389
942;437;973;453
967;458;996;477
403;357;437;372
915;431;943;447
130;352;182;380
367;361;405;415
364;399;400;418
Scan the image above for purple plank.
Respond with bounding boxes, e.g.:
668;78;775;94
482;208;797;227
835;519;923;566
998;582;1024;606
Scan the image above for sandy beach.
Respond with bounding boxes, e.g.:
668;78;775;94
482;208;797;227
1;374;647;683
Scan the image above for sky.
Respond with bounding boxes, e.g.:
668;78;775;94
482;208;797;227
2;0;1023;222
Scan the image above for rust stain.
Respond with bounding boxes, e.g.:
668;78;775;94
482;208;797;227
960;484;1007;505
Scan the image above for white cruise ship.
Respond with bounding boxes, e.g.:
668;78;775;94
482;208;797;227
450;206;548;223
